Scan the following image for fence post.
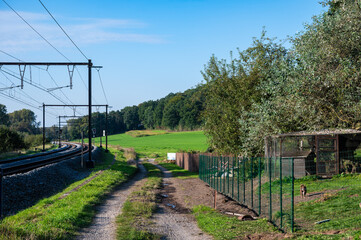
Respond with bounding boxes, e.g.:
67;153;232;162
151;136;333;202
291;157;295;232
219;156;222;193
0;169;3;218
243;157;246;204
212;156;215;189
227;156;230;195
258;157;262;215
208;155;211;185
251;157;254;209
206;155;209;184
269;157;272;221
199;155;201;180
232;156;234;199
237;156;240;202
280;157;283;229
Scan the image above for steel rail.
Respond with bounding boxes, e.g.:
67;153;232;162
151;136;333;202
0;143;90;176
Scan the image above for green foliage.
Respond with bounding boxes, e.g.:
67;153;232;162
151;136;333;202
202;30;287;155
291;0;361;129
202;0;361;155
0;126;26;153
0;104;9;126
23;134;47;148
8;109;40;134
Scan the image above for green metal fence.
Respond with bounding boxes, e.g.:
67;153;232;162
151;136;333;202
199;155;295;232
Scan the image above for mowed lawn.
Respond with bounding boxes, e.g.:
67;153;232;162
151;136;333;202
93;130;208;158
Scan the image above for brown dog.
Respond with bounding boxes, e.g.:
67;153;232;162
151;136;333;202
300;184;307;198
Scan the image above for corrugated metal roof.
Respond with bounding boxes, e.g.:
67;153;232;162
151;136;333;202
272;129;361;137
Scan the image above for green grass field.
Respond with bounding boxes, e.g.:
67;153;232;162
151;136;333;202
93;130;208;159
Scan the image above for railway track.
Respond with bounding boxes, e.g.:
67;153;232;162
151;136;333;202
0;143;90;176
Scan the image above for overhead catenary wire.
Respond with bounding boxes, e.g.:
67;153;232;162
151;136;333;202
0;50;80;108
0;67;74;108
96;68;108;104
38;0;88;60
1;0;72;62
0;92;58;117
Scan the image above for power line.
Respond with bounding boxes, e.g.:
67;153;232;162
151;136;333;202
0;50;22;62
0;91;58;118
1;0;72;62
96;69;108;104
38;0;88;60
0;50;84;115
1;70;42;105
75;66;99;104
1;67;72;107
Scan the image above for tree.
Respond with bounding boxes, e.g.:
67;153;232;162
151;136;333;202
202;31;287;155
0;104;9;126
122;106;140;130
291;0;361;129
0;126;26;153
9;109;40;134
162;94;183;129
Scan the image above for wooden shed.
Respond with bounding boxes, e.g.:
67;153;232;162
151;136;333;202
265;129;361;177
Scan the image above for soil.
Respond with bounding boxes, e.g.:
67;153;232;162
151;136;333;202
149;163;213;240
155;163;257;218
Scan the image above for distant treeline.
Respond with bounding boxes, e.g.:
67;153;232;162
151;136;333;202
65;85;205;140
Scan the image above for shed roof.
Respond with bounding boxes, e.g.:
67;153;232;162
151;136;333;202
271;129;361;138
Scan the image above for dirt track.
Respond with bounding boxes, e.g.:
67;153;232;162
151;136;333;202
149;163;213;240
76;163;147;240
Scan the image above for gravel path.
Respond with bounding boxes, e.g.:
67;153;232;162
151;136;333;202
150;163;213;240
75;162;147;240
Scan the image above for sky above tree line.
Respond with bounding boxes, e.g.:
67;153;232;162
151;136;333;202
0;0;324;126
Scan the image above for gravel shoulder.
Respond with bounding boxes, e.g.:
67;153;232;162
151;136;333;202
75;162;147;240
150;163;213;240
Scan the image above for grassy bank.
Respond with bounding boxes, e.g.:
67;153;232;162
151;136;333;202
116;162;162;240
0;148;136;239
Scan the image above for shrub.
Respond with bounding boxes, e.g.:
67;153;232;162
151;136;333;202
0;126;26;153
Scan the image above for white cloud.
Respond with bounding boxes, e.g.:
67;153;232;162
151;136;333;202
0;10;165;52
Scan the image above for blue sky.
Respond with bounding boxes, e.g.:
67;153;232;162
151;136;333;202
0;0;324;126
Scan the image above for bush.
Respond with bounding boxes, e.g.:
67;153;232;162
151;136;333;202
23;134;47;148
0;126;26;153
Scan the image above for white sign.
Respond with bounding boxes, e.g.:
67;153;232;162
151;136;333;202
103;130;106;137
167;153;176;161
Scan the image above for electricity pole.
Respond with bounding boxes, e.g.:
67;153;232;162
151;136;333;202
0;61;101;168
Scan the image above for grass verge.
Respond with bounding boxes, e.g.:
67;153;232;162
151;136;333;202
192;205;278;240
0;148;136;240
157;162;198;179
116;162;162;240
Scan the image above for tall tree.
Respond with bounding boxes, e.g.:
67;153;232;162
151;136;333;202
202;31;287;155
0;104;9;126
9;109;40;134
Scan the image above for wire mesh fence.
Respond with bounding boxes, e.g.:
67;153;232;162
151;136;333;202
199;155;295;232
199;151;361;233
